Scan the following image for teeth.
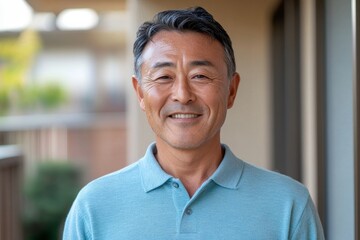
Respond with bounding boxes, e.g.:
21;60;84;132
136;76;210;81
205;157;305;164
171;113;199;119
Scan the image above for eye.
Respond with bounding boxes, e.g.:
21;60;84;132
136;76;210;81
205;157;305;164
193;74;208;79
157;75;171;80
191;74;213;83
153;75;173;83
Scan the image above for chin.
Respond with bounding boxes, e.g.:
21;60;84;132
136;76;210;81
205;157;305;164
164;138;205;150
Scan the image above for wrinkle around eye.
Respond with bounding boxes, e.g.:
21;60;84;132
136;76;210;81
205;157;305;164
141;76;173;92
144;70;175;83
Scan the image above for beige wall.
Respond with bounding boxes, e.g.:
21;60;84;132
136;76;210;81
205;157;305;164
126;0;280;169
300;0;317;204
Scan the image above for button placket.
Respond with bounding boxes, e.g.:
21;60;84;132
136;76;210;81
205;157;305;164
179;205;197;233
171;179;189;213
170;179;197;234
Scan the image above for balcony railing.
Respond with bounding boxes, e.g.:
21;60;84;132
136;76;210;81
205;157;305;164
0;145;23;240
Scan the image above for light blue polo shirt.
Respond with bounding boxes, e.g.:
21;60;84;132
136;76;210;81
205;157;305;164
63;143;324;240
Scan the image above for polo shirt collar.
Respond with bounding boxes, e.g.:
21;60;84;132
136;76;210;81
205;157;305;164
139;143;244;192
139;143;172;193
210;144;244;189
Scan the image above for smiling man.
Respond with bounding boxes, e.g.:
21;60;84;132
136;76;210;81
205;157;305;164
63;7;324;240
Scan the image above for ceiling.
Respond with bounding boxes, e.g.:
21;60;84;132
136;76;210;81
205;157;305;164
25;0;126;13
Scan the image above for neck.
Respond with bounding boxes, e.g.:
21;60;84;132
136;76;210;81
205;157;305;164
155;139;223;197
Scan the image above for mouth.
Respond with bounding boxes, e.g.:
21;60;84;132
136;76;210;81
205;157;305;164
169;113;201;119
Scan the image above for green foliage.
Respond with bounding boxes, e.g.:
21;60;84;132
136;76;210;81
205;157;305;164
18;83;68;111
0;83;68;115
37;83;68;109
0;88;9;115
0;30;68;115
0;30;41;90
23;161;81;240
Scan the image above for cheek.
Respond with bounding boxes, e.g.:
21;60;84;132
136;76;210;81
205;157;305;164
143;81;171;99
142;87;168;113
200;85;229;106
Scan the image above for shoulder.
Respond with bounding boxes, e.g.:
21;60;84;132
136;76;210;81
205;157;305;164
63;162;143;239
238;161;324;238
240;161;310;201
76;161;141;204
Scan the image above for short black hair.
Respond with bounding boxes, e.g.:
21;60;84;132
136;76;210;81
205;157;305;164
133;6;236;79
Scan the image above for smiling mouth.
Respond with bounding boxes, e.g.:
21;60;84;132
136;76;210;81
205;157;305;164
170;113;201;119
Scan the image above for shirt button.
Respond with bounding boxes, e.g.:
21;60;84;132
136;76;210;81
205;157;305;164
185;208;193;215
172;182;179;188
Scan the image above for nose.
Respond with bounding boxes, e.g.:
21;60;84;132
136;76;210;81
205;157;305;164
171;77;195;104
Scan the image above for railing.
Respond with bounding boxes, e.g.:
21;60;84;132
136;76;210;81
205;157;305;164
0;113;127;181
0;145;23;240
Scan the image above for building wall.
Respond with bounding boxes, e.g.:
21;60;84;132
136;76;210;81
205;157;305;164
324;0;355;238
126;0;280;169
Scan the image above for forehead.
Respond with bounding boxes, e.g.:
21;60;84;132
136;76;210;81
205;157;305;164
141;30;226;66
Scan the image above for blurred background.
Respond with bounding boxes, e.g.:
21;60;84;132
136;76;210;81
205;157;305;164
0;0;358;239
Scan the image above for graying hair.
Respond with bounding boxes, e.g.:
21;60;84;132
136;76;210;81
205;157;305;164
133;7;236;80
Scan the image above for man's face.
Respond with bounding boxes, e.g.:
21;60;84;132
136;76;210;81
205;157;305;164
132;31;239;150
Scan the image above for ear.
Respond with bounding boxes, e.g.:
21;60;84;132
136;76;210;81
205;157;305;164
227;72;240;109
132;76;146;111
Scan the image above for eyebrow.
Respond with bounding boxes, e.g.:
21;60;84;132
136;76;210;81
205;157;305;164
189;60;215;68
151;60;215;69
151;62;175;69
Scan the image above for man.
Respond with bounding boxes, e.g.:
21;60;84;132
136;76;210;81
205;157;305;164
63;7;324;239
